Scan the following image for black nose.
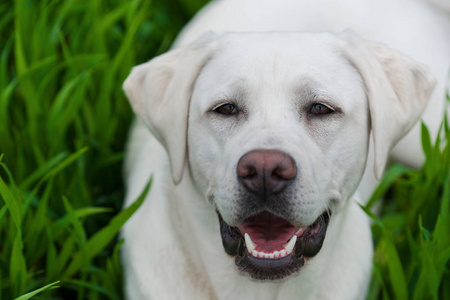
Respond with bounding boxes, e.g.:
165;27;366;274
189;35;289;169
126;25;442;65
236;149;297;195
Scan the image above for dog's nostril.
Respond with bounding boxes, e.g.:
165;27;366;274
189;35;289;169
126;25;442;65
245;166;257;178
271;167;284;180
237;164;257;179
272;164;296;181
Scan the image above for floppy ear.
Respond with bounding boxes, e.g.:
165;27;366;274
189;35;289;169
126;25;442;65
339;31;436;179
123;32;218;184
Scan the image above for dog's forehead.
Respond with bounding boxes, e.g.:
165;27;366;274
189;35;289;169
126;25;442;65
203;32;357;88
195;32;363;109
215;32;344;65
218;32;340;52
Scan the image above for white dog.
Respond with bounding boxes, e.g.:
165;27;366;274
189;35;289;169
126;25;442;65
121;0;450;299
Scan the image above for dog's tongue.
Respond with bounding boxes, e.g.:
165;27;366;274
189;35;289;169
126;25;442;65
237;211;299;252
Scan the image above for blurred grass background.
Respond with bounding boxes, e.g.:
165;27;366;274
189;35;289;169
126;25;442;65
0;0;448;299
0;0;209;299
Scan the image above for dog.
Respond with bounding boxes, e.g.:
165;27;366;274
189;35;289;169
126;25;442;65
121;0;450;299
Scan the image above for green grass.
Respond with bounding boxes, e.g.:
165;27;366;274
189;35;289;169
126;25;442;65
0;0;449;299
0;0;209;299
364;109;450;300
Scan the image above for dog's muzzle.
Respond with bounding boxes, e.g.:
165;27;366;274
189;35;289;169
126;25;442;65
218;149;331;280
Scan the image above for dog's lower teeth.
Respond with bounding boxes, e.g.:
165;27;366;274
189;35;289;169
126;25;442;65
249;248;289;259
244;233;298;259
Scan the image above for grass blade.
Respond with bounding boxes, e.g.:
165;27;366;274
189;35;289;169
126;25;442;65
10;233;27;297
14;281;60;300
0;172;22;230
62;178;151;279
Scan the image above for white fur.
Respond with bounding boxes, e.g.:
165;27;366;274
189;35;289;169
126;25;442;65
121;0;450;299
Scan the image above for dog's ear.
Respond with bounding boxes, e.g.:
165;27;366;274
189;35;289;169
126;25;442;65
339;30;436;179
123;32;218;184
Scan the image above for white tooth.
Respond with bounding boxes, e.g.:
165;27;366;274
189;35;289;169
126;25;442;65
269;253;275;259
295;227;306;236
252;250;258;257
274;250;280;258
283;235;297;255
264;253;270;259
245;233;257;253
280;249;287;257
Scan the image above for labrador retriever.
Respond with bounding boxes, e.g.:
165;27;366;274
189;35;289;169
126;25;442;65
121;0;450;299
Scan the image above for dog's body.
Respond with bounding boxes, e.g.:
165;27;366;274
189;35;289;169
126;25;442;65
121;1;450;299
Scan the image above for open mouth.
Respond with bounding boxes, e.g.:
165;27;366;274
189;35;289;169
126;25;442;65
219;210;331;280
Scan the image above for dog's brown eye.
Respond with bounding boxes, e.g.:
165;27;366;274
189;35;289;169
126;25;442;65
214;103;237;115
310;103;333;115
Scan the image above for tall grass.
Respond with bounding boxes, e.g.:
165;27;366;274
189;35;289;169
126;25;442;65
365;106;450;299
0;0;448;299
0;0;208;299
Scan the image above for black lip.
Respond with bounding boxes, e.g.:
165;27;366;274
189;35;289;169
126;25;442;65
219;214;245;256
218;211;331;280
236;251;304;280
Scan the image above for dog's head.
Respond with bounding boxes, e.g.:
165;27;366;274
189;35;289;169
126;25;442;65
123;31;435;280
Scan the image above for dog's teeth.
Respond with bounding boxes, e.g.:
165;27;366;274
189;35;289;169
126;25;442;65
246;233;297;258
295;227;307;236
283;235;297;255
244;233;257;253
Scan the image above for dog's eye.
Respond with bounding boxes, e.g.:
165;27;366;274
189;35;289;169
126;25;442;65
214;103;238;115
310;103;334;115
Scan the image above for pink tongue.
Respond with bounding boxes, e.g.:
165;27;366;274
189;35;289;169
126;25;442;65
238;211;299;252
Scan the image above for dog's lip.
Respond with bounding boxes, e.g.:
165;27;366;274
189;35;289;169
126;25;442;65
218;210;331;280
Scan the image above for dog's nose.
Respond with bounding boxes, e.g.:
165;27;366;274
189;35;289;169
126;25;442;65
236;149;296;194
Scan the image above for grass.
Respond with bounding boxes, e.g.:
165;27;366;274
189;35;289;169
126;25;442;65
0;0;209;299
364;113;450;299
0;0;449;299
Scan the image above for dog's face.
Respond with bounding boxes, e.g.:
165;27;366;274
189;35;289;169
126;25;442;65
187;33;369;279
124;32;434;281
189;33;370;224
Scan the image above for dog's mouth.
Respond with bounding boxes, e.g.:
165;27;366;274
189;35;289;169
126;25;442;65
219;210;331;280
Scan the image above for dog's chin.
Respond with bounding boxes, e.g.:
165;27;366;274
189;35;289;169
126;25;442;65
218;210;331;281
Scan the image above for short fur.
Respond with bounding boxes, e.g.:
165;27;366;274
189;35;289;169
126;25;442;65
121;0;450;299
